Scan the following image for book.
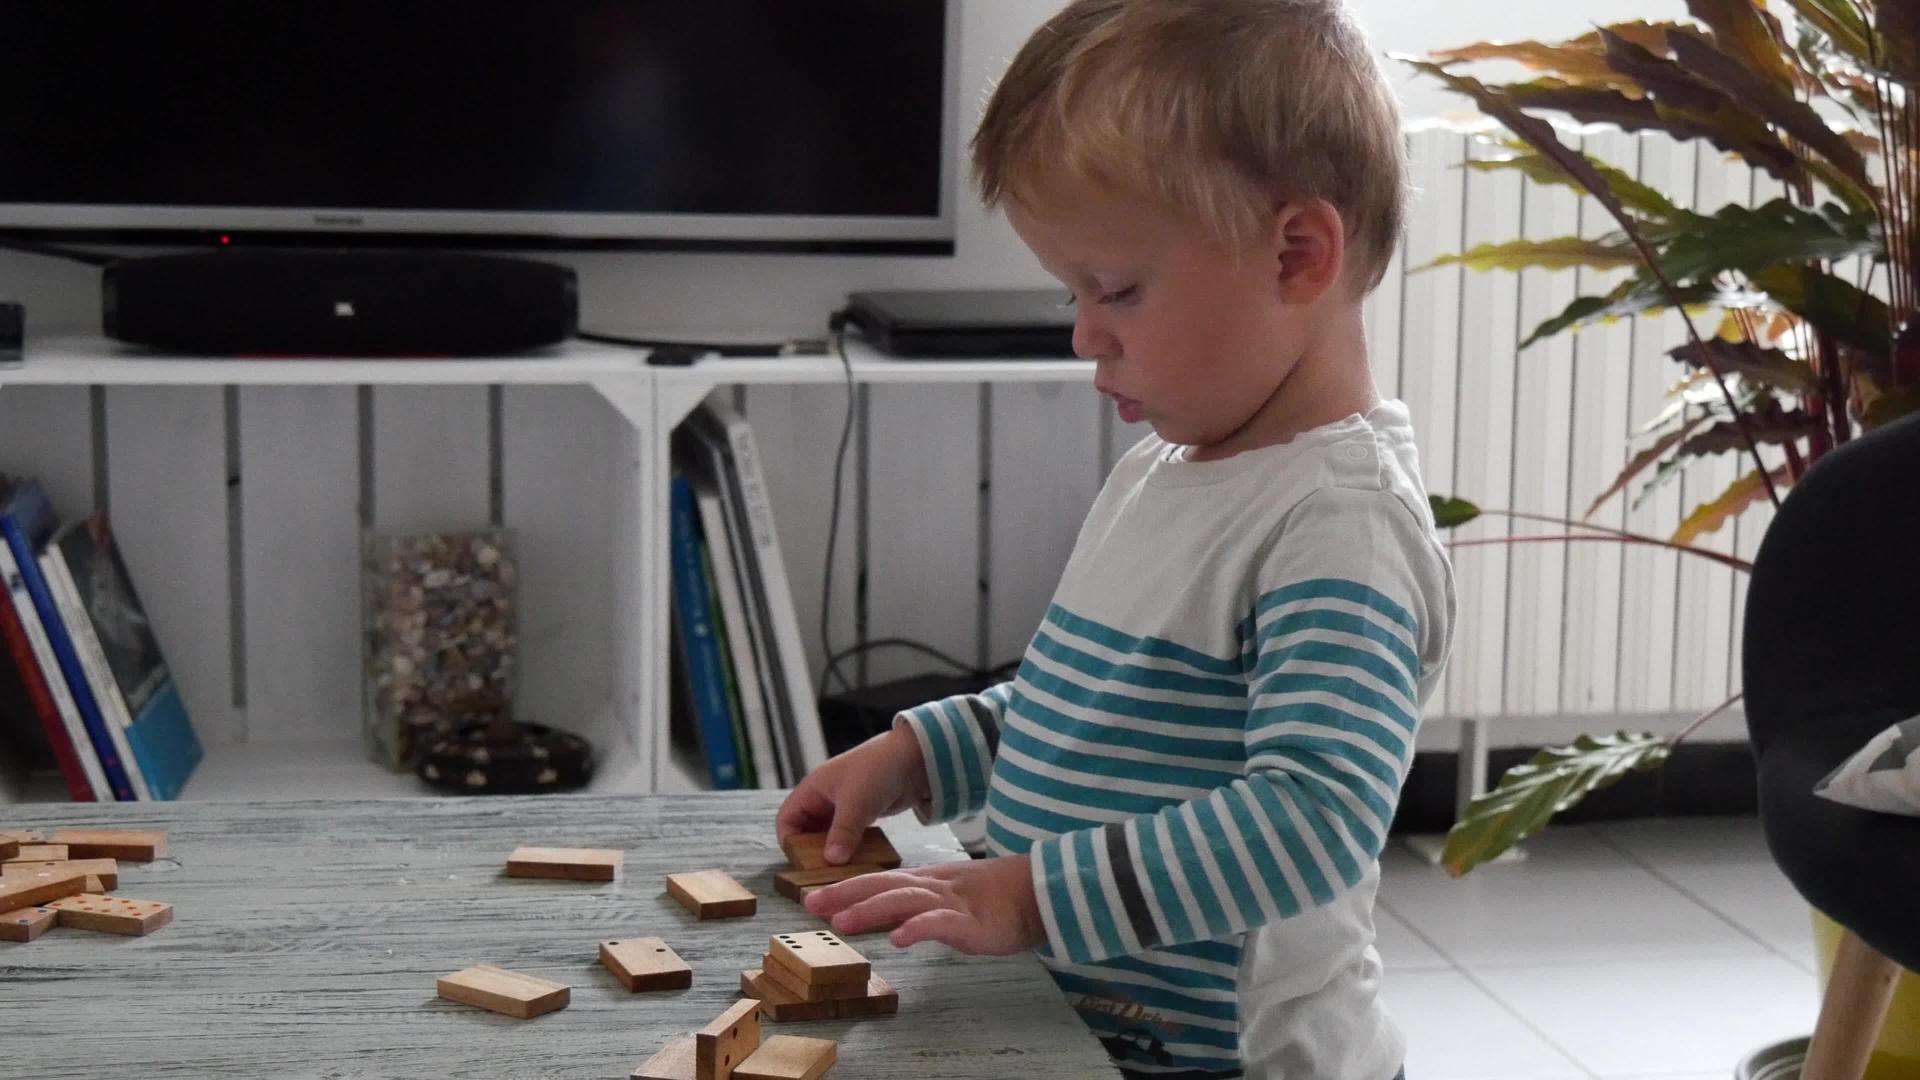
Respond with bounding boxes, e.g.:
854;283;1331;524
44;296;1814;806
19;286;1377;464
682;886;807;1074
0;480;139;800
0;527;103;800
45;514;203;800
691;466;781;788
693;399;828;776
697;530;756;789
667;470;742;789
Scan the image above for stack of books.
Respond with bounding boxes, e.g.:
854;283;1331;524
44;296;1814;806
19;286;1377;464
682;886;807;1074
0;476;203;801
666;399;825;790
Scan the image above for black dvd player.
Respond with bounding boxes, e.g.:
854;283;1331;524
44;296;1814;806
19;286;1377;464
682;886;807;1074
842;288;1077;358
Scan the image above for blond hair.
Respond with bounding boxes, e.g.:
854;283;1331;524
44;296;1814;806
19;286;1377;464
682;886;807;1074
972;0;1407;292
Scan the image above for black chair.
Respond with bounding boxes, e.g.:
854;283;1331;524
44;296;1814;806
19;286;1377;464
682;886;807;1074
1744;410;1920;1077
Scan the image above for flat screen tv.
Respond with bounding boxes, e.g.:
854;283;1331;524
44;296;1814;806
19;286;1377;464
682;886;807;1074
0;1;956;254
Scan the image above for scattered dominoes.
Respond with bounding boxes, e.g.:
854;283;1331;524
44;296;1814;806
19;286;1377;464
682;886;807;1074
778;828;900;872
666;870;756;920
741;930;896;1023
733;1036;836;1080
6;844;67;862
436;964;570;1019
0;838;15;862
0;904;57;942
46;894;172;936
600;937;692;992
632;997;838;1080
506;846;623;882
2;858;119;891
48;829;166;862
0;866;89;913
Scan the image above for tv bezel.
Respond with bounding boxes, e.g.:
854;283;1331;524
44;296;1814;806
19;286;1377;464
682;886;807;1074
0;2;960;257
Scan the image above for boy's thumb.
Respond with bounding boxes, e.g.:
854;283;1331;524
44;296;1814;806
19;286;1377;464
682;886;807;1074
825;809;872;865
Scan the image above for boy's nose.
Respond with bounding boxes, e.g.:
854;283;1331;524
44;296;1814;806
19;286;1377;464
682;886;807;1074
1072;311;1114;362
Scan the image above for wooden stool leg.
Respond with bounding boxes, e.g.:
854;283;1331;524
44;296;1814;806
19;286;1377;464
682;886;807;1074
1803;927;1901;1080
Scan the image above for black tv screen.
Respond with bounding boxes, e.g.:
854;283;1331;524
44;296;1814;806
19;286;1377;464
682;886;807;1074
0;1;955;252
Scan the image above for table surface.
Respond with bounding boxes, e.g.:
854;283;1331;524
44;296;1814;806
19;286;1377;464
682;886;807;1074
0;793;1115;1079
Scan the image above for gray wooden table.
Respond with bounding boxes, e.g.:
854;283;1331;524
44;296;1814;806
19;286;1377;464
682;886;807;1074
0;793;1116;1079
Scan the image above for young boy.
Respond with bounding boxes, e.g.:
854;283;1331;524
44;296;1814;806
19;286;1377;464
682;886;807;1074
778;1;1452;1076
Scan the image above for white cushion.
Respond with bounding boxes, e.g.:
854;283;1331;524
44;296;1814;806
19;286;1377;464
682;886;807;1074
1814;715;1920;816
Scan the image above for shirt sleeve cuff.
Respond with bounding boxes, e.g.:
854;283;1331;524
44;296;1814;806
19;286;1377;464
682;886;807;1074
893;696;991;825
1029;824;1143;966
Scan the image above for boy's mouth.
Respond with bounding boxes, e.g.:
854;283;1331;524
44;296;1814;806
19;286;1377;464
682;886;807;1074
1109;393;1144;424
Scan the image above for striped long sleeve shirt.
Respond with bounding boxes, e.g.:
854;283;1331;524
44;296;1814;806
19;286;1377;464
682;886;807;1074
898;402;1454;1080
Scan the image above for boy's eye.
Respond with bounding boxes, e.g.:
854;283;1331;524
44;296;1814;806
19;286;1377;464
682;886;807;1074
1061;286;1139;307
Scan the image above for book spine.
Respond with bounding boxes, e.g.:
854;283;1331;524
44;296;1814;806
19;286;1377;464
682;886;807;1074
0;514;135;801
0;540;101;800
41;547;153;800
720;411;829;774
667;472;741;790
693;482;778;788
697;534;755;789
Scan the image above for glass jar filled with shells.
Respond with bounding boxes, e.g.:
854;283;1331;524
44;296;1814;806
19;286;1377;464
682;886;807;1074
361;528;518;769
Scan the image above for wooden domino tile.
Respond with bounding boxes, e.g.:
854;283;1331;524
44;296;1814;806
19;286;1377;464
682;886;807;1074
771;864;884;903
6;844;67;863
436;964;570;1019
600;937;692;992
0;904;57;942
0;838;14;862
779;828;900;871
2;859;119;891
0;867;88;912
695;997;762;1080
755;956;838;1003
48;829;166;862
632;1036;697;1080
505;846;622;882
0;831;42;846
666;870;756;920
740;969;897;1023
767;930;868;990
734;1035;836;1080
47;894;172;936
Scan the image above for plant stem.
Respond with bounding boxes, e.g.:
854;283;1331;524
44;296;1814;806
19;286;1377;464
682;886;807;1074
1669;692;1744;747
1446;533;1755;573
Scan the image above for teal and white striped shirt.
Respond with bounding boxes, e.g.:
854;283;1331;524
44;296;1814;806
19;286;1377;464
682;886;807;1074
899;403;1454;1080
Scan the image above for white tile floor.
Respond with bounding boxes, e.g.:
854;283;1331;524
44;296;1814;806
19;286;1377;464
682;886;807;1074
1381;816;1820;1080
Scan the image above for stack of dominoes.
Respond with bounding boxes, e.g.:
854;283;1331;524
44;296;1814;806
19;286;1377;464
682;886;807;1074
740;929;897;1023
771;827;901;905
632;997;837;1080
0;828;172;941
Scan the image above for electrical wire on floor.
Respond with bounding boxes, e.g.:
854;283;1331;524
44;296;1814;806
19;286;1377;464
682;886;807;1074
814;315;1021;699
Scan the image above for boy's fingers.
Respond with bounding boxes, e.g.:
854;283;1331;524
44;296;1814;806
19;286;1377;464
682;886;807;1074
803;868;919;916
775;785;833;843
830;884;945;937
891;908;978;952
824;808;876;865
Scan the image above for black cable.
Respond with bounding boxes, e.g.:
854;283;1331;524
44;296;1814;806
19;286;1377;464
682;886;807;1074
0;236;117;268
820;637;1020;686
818;316;859;695
576;329;789;358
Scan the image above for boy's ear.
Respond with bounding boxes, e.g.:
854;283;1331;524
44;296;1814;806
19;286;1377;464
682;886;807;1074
1269;199;1347;304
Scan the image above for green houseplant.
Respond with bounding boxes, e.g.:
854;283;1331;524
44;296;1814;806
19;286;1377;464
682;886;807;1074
1401;0;1920;877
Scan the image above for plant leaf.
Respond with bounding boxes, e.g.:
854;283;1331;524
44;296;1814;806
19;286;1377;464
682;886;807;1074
1427;39;1640;90
1463;147;1681;219
1440;733;1672;876
1667;338;1821;393
1584;415;1706;519
1665;30;1875;197
1419;236;1641;273
1429;495;1482;529
1873;0;1920;84
1567;20;1709;57
1524;278;1720;348
1676;408;1821;456
1746;264;1892;355
1649;198;1880;281
1672;465;1791;544
1786;0;1874;65
1865;385;1920;428
1632;451;1692;510
1500;77;1805;187
1684;0;1805;95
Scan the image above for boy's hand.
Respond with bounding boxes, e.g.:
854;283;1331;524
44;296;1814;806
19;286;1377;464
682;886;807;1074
776;727;928;864
803;854;1046;956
